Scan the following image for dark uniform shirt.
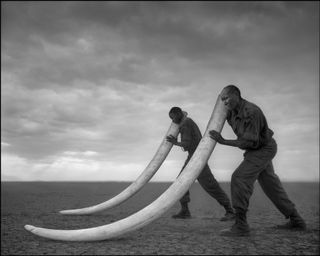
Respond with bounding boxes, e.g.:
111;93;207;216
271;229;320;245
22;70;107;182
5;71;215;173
179;117;203;155
227;99;274;150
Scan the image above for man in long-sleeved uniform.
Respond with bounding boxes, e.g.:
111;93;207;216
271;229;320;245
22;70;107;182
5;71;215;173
166;107;235;221
209;85;306;236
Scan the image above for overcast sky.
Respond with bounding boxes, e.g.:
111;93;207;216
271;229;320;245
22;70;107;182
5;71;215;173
1;1;319;182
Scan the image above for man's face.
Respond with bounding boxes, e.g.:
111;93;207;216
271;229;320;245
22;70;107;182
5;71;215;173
220;89;240;111
169;112;183;124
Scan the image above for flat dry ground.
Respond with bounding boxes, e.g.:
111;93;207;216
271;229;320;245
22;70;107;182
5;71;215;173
1;181;319;255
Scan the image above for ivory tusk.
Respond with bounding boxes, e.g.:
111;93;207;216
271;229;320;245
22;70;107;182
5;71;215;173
24;94;227;241
59;116;185;215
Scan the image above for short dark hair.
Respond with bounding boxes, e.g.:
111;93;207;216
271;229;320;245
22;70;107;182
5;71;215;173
169;107;182;115
224;85;241;98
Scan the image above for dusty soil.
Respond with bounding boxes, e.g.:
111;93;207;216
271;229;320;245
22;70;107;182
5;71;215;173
1;182;319;255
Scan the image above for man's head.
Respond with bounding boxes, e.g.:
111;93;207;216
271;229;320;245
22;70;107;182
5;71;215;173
220;85;242;111
169;107;184;124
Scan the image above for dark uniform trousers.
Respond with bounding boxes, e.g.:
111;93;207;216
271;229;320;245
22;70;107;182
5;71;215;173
179;155;232;208
232;138;296;218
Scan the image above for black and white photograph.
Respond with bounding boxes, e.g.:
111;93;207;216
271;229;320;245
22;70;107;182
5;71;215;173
1;1;319;255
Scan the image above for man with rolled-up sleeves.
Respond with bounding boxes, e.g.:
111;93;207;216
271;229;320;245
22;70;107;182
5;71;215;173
166;107;235;221
209;85;306;237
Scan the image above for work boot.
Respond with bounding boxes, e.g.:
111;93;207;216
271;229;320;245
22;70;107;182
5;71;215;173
220;211;250;237
220;205;236;221
277;209;306;230
172;203;191;219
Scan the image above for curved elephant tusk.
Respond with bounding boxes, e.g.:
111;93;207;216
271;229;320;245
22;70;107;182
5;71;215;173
24;94;227;241
59;115;185;215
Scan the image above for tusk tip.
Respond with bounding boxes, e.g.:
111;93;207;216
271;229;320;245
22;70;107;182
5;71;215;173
24;225;36;232
59;209;73;214
59;210;77;215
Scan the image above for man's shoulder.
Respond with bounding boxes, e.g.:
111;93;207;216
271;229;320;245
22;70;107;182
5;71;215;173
185;117;199;126
243;99;263;116
181;117;198;129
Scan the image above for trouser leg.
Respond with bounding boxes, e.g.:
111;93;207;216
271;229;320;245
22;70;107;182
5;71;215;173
179;191;190;204
173;159;191;218
178;157;191;205
222;158;266;235
231;159;262;214
232;139;278;214
258;162;296;218
197;164;233;213
258;162;306;229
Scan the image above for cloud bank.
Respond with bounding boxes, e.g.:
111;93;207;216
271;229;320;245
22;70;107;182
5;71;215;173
2;2;319;182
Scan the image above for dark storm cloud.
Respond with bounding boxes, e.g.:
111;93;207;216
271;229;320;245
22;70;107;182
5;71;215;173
2;2;318;89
